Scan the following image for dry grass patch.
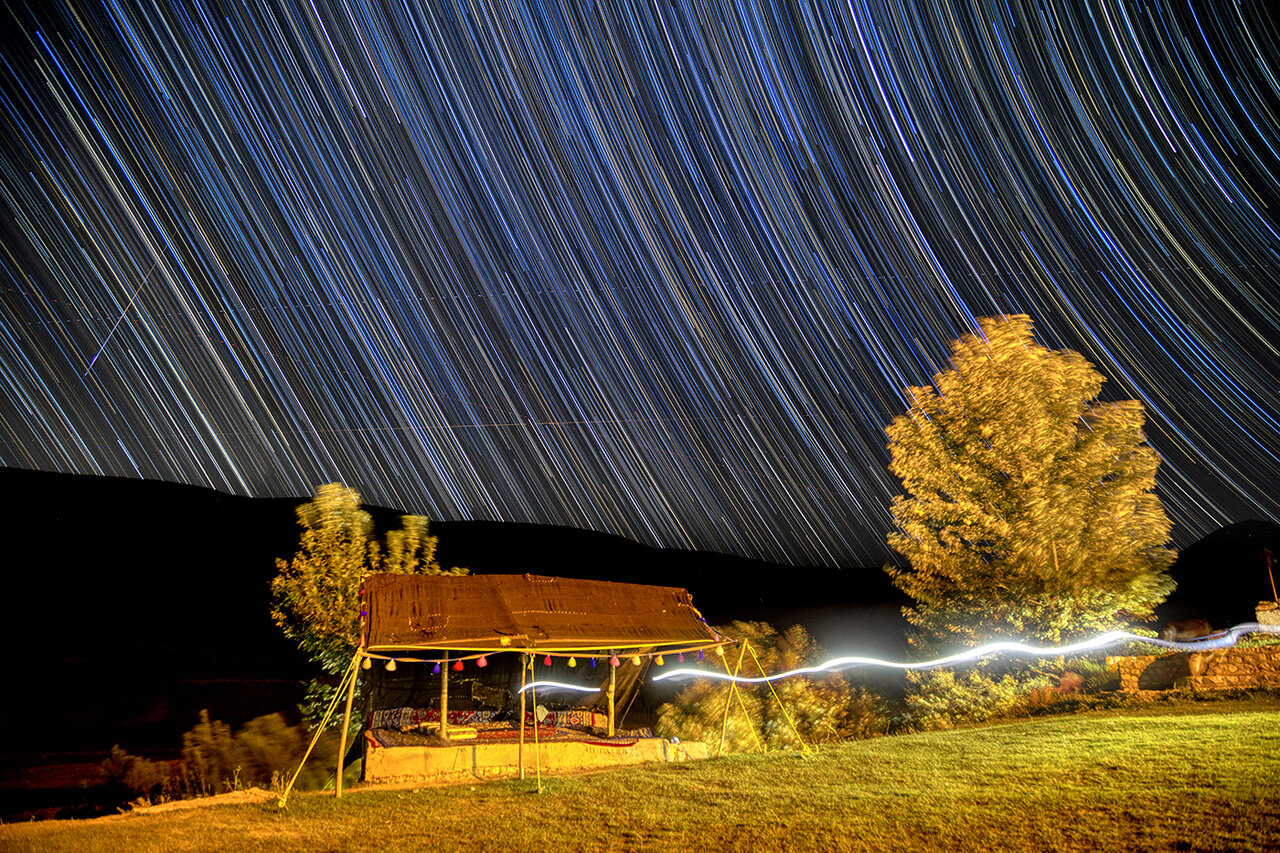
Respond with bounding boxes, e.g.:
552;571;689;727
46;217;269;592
2;698;1277;852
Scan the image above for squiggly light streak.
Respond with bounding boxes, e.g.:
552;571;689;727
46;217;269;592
651;623;1280;684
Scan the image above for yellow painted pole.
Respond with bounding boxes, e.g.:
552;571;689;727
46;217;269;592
531;670;542;793
518;653;527;779
717;641;749;757
440;652;449;740
745;641;809;755
731;642;764;754
335;652;361;797
607;655;616;737
280;652;357;808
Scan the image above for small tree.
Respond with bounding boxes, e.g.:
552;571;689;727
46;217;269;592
884;315;1175;655
272;483;465;718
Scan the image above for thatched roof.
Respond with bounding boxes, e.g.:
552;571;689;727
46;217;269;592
361;573;720;653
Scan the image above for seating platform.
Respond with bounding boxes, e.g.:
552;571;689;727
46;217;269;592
362;724;707;783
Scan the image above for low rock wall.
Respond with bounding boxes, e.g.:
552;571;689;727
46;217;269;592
1107;645;1280;692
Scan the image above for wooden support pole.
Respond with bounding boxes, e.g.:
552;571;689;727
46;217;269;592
440;652;449;741
607;655;616;737
518;653;527;779
531;672;542;792
1266;548;1277;603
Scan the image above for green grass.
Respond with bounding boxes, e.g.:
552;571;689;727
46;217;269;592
3;698;1278;852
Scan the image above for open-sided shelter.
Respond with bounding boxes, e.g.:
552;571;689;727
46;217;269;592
324;573;729;791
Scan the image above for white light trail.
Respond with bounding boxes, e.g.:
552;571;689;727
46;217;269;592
651;623;1280;685
517;680;602;695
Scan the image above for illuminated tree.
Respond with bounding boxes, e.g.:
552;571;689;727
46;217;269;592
884;315;1175;654
271;483;466;678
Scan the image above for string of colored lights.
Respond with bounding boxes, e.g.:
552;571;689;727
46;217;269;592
1;1;1277;567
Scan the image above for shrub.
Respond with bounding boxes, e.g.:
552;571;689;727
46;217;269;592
99;745;170;804
901;648;1139;730
903;667;1045;731
104;709;352;809
655;621;888;753
181;709;345;795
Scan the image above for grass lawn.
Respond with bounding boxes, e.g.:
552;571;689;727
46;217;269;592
2;697;1277;852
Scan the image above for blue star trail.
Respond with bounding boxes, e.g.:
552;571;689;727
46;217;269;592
1;1;1277;567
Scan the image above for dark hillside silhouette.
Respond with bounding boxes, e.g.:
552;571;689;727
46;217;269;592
1157;518;1280;630
0;466;1267;820
0;468;903;758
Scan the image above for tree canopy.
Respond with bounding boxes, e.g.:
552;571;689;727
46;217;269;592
884;315;1175;652
271;483;466;677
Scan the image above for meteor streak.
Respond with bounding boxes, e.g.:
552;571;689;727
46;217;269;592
84;263;156;376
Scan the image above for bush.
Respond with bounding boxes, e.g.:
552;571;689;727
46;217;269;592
181;709;347;796
903;668;1045;731
655;621;888;753
104;709;353;808
99;745;170;804
901;649;1139;730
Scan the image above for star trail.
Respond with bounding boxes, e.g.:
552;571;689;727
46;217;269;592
1;0;1277;567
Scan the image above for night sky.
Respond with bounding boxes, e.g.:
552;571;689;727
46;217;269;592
1;1;1277;568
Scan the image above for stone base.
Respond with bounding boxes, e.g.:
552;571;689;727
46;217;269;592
363;734;708;784
1186;672;1276;691
1108;646;1280;692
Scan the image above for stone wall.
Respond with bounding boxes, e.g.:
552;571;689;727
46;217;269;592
1106;646;1280;692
